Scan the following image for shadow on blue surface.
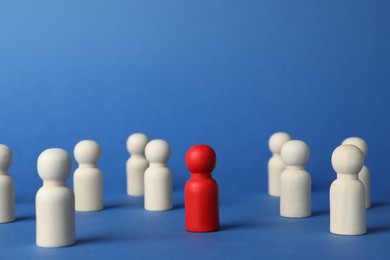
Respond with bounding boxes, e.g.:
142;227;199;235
368;226;390;234
76;236;111;246
16;215;35;222
104;201;184;211
371;201;390;209
174;203;184;210
222;222;259;231
312;210;329;217
104;203;129;211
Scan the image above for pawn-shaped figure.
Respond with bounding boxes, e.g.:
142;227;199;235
126;133;149;196
330;144;366;235
0;145;15;223
36;148;75;247
185;144;219;232
144;140;172;211
73;140;103;211
342;137;370;208
280;140;311;218
268;132;291;197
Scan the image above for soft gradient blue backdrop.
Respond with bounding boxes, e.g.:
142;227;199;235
0;0;389;259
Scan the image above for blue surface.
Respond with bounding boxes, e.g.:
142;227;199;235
0;0;390;259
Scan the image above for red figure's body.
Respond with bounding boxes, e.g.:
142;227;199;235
185;144;219;232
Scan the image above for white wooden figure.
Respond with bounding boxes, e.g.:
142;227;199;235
342;137;370;208
144;139;172;211
126;133;149;196
280;140;311;218
73;140;103;212
268;132;291;197
0;144;15;223
330;144;366;236
36;148;75;247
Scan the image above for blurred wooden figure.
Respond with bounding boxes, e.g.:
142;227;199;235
144;139;172;211
126;133;149;196
342;137;370;208
73;140;103;212
0;144;15;223
280;140;311;218
268;132;291;197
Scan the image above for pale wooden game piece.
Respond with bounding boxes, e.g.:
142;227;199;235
144;139;172;211
73;140;103;212
342;137;370;208
268;132;291;197
126;133;149;196
36;148;75;247
0;144;15;223
280;140;311;218
330;144;366;235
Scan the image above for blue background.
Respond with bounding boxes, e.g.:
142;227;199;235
0;0;389;259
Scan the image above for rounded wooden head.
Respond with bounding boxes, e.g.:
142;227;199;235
0;144;12;171
281;140;310;166
186;144;216;174
332;144;364;175
127;133;148;155
37;148;72;181
269;132;291;154
342;137;368;158
74;140;101;164
145;139;170;164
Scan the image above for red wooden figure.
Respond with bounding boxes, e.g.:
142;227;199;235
185;144;219;232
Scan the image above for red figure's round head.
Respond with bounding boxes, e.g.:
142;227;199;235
186;144;217;174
